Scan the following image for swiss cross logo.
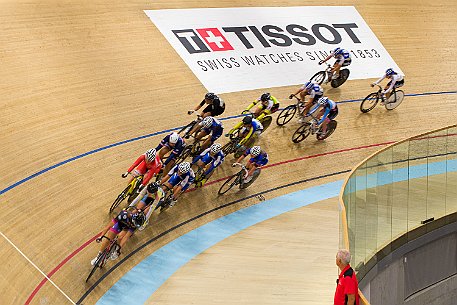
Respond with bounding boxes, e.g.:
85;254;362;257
196;28;234;51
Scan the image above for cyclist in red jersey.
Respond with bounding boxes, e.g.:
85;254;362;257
122;148;162;190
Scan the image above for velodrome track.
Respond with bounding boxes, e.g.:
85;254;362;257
1;0;457;304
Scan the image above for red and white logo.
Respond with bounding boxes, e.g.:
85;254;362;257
196;28;234;51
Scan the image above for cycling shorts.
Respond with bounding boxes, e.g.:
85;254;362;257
328;107;338;120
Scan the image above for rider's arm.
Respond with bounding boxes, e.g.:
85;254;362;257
383;75;400;93
99;221;114;238
193;100;205;112
317;107;331;125
239;125;254;145
142;158;162;186
321;53;333;63
245;100;259;111
372;74;386;85
129;188;148;207
127;155;144;173
229;120;243;134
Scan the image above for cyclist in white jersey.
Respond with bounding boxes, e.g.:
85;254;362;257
371;68;405;104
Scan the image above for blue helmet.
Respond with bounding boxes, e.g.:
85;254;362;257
333;47;342;55
304;81;314;91
385;68;395;76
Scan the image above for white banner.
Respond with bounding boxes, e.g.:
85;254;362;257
145;7;403;93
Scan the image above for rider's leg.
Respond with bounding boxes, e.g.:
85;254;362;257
253;105;263;117
158;147;171;159
331;63;342;78
200;137;212;151
301;97;314;117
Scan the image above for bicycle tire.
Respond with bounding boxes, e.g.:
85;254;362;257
85;249;108;282
240;168;261;189
222;140;237;155
360;92;379;113
385;90;405;110
260;116;272;131
317;120;338;140
218;173;241;195
331;69;350;88
175;146;193;164
292;124;312;143
178;121;196;137
310;71;326;85
109;185;130;213
276;105;297;126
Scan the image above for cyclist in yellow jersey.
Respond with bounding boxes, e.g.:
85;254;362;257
243;92;280;121
225;116;264;147
128;182;165;230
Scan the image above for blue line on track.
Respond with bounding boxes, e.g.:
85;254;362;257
1;90;456;196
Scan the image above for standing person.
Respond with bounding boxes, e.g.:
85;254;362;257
334;249;359;305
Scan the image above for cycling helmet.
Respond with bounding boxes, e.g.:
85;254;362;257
178;162;191;174
169;132;179;144
251;146;261;157
318;97;329;106
385;68;395;76
333;47;342;55
260;93;271;102
202;116;214;129
145;148;156;162
304;81;314;91
242;116;253;125
131;211;146;228
210;143;222;154
147;182;160;193
205;92;216;100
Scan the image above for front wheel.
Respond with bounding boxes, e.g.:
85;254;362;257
218;173;241;195
276;105;297;126
385;90;405;110
360;92;379;113
331;69;350;88
317;120;338;140
310;71;326;85
240;169;261;189
292;124;312;143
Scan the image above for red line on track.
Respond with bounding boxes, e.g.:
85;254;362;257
24;140;394;304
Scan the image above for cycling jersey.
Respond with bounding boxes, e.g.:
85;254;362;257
374;73;405;93
244;148;269;166
310;98;338;125
199;117;224;142
239;118;263;145
110;210;136;234
301;83;324;99
155;133;186;165
131;185;166;208
126;154;162;186
191;148;225;175
200;96;226;116
333;49;352;66
166;165;195;191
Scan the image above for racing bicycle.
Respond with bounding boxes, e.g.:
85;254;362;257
86;235;120;282
360;84;405;113
178;114;203;139
310;63;350;88
276;94;305;126
291;103;338;143
218;163;261;195
109;174;143;213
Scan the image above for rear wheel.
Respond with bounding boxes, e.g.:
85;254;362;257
218;173;241;195
317;120;338;140
360;92;379;113
385;90;405;110
109;186;129;213
310;71;326;85
260;116;272;131
240;169;261;189
178;121;196;137
222;140;237;155
276;105;297;126
331;69;350;88
292;124;312;143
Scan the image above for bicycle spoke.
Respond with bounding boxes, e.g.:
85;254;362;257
292;124;311;143
360;92;379;113
218;173;240;195
276;105;297;126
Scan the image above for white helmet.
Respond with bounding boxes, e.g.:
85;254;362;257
178;162;191;174
145;148;156;162
169;132;179;144
318;97;329;106
202;116;214;129
251;146;261;157
210;143;222;154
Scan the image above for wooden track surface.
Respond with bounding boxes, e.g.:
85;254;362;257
1;0;456;304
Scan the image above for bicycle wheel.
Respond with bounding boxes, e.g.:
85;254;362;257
260;116;272;131
292;124;312;143
109;185;130;213
385;90;405;110
276;105;297;126
310;71;326;85
360;92;379;113
175;146;193;164
240;169;261;189
85;250;108;282
218;173;241;195
331;69;350;88
317;120;338;140
178;121;195;137
222;140;237;155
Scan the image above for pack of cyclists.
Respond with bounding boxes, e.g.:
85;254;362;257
92;47;406;265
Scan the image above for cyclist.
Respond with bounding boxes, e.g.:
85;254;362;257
122;148;162;190
244;92;280;121
160;162;195;207
188;92;226;118
186;116;224;152
371;68;405;103
319;47;352;82
289;81;324;122
155;132;186;173
90;209;145;265
233;146;269;183
308;97;339;136
225;116;264;148
191;143;225;187
129;182;165;230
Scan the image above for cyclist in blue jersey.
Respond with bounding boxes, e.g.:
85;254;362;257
160;162;195;206
187;116;224;152
319;47;352;82
191;143;225;187
233;146;269;183
289;81;324;122
309;97;339;135
155;132;186;173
